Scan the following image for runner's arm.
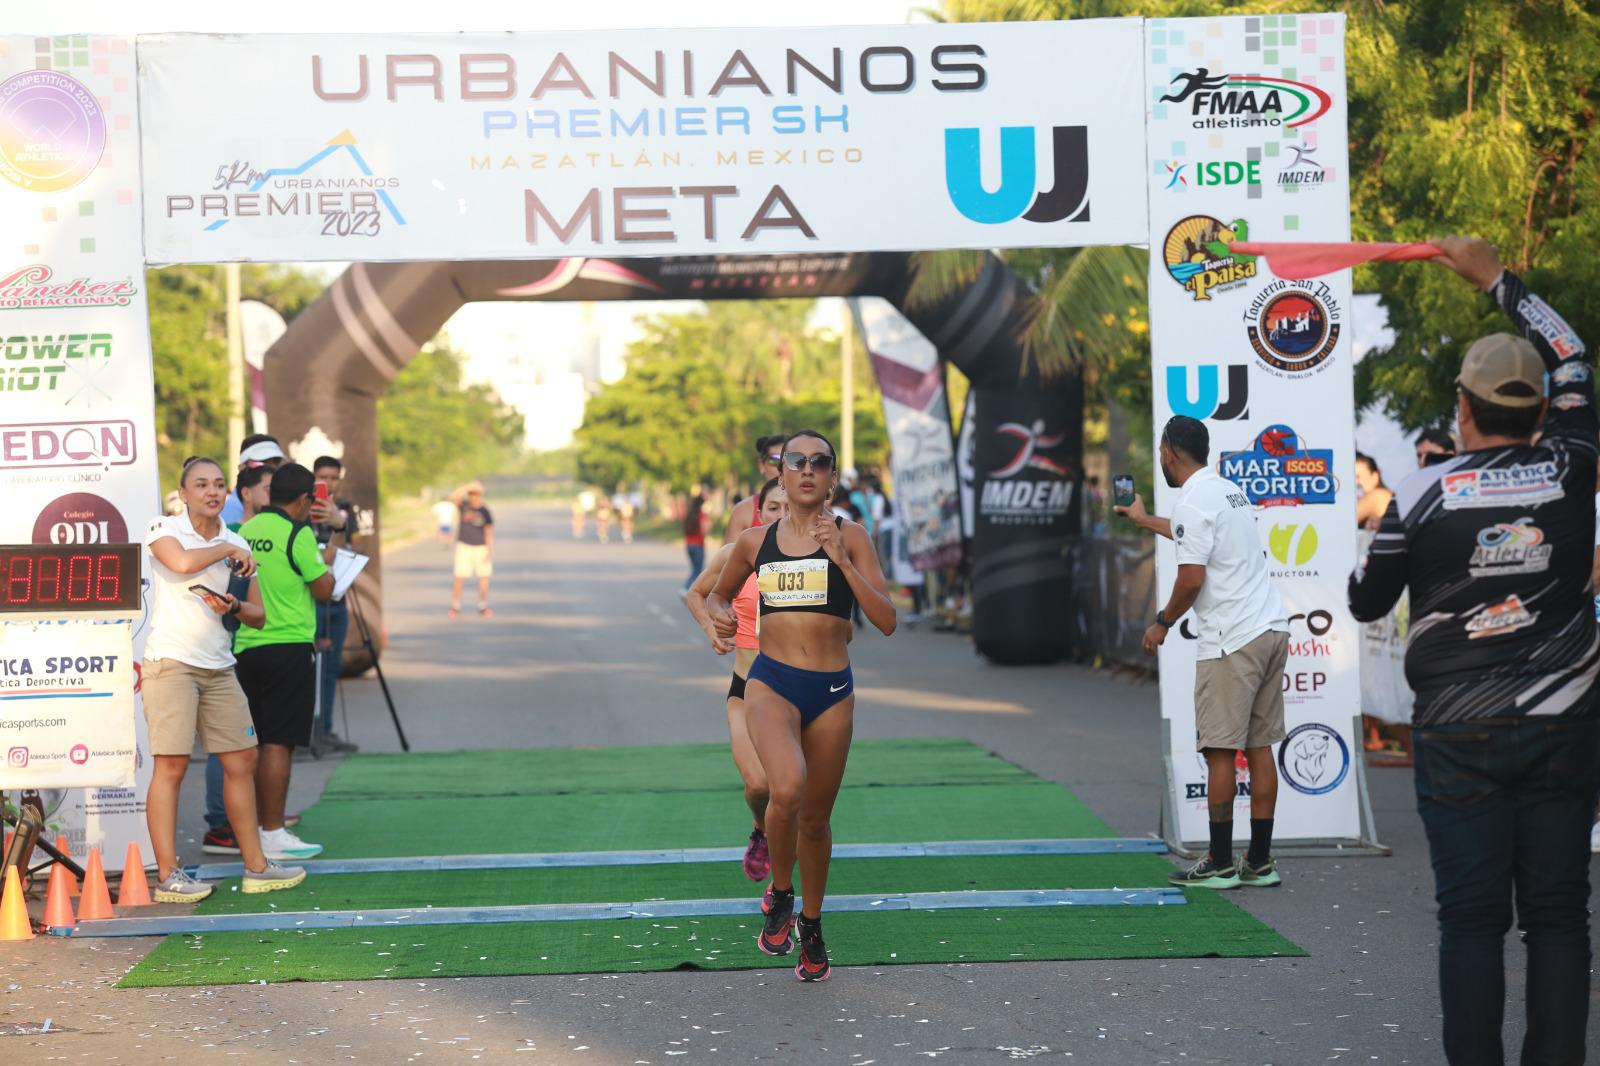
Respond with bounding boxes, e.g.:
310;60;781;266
707;528;759;637
1490;269;1595;447
722;497;754;544
686;543;736;653
1348;498;1408;623
839;521;897;636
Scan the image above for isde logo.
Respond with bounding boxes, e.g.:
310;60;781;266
944;125;1089;225
1166;364;1249;421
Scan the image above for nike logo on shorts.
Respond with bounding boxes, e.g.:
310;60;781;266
830;682;849;693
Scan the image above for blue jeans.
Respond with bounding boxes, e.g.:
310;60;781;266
685;543;705;589
315;599;349;732
1413;716;1600;1066
204;753;226;831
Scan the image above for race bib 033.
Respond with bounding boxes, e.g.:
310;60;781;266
759;559;829;607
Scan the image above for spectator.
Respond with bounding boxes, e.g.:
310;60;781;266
163;489;184;517
1348;236;1597;1063
1415;427;1457;468
570;493;588;540
311;456;360;754
220;434;285;526
614;483;636;544
682;486;708;591
1354;453;1393;531
449;481;495;618
237;462;346;862
205;461;274;855
142;456;305;899
433;497;458;544
881;498;927;625
596;492;613;544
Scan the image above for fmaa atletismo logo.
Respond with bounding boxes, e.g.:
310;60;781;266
1159;68;1333;130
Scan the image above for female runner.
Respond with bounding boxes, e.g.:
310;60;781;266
684;477;787;881
708;430;896;982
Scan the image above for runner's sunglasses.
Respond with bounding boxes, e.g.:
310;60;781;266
782;451;836;473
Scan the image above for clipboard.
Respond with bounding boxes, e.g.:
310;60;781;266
329;548;369;602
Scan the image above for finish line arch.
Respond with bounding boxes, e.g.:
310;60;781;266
264;252;1083;665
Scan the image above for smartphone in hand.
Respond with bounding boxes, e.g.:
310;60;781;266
313;482;331;505
188;583;227;600
1113;474;1136;508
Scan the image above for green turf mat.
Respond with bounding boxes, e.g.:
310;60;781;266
319;737;1036;800
296;782;1113;859
194;854;1177;914
120;893;1304;987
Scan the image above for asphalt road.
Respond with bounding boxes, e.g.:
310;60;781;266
3;501;1596;1064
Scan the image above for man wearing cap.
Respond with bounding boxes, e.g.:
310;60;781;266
221;434;286;527
1348;236;1599;1064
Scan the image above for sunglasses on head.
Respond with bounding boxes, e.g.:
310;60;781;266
782;451;835;473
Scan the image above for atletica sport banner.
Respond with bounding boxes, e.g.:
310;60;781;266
0;35;158;863
135;23;1148;263
1143;15;1367;848
850;298;962;571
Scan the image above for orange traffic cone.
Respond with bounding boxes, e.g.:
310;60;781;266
42;860;75;934
0;863;32;941
76;847;114;921
115;842;152;907
56;836;79;897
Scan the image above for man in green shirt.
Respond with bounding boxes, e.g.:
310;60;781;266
236;463;347;861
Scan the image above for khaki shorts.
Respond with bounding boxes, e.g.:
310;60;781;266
142;658;258;756
1193;629;1289;751
454;543;492;578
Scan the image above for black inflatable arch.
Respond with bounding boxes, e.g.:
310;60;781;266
263;252;1082;664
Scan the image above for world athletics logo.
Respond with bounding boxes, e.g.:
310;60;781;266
0;70;106;193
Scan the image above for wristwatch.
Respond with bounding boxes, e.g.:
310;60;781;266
1154;610;1172;629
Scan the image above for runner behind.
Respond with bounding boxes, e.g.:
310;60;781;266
723;435;786;543
684;477;788;881
708;430;897;982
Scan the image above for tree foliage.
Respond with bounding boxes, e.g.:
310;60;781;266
575;300;887;493
928;0;1600;434
376;337;526;497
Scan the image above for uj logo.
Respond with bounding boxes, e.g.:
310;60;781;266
0;70;106;192
1166;364;1249;421
944;125;1090;225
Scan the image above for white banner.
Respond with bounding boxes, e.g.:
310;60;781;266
135;23;1149;263
0;620;135;788
851;298;962;571
0;35;157;862
1144;14;1362;845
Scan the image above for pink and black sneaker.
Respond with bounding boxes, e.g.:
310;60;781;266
757;885;795;956
743;826;771;882
795;914;830;982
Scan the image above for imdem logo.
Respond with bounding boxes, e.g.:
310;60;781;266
944;125;1090;225
1166;364;1248;421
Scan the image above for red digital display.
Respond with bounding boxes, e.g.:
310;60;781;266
0;544;141;613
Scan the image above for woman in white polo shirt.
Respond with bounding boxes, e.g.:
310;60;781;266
142;456;307;901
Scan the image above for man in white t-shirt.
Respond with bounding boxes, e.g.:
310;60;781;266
1117;415;1290;890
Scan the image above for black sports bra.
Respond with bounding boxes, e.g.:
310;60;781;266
755;517;855;621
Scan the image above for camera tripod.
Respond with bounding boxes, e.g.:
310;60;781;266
0;792;82;892
344;583;409;752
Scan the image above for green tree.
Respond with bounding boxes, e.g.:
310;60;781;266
377;337;526;497
575;300;887;497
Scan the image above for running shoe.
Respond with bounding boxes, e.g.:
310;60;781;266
1238;855;1282;888
201;825;242;855
152;869;215;904
758;886;796;956
447;606;460;619
794;914;830;982
479;605;494;618
242;861;307;894
260;827;324;861
1168;854;1240;890
743;826;770;882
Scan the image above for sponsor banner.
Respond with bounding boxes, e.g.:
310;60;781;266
135;23;1149;263
0;620;135;789
1146;16;1362;845
850;298;961;571
0;36;156;861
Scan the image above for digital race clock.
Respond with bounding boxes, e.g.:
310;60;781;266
0;543;141;614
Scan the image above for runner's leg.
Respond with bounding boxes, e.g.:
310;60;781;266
744;679;804;891
795;697;853;918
